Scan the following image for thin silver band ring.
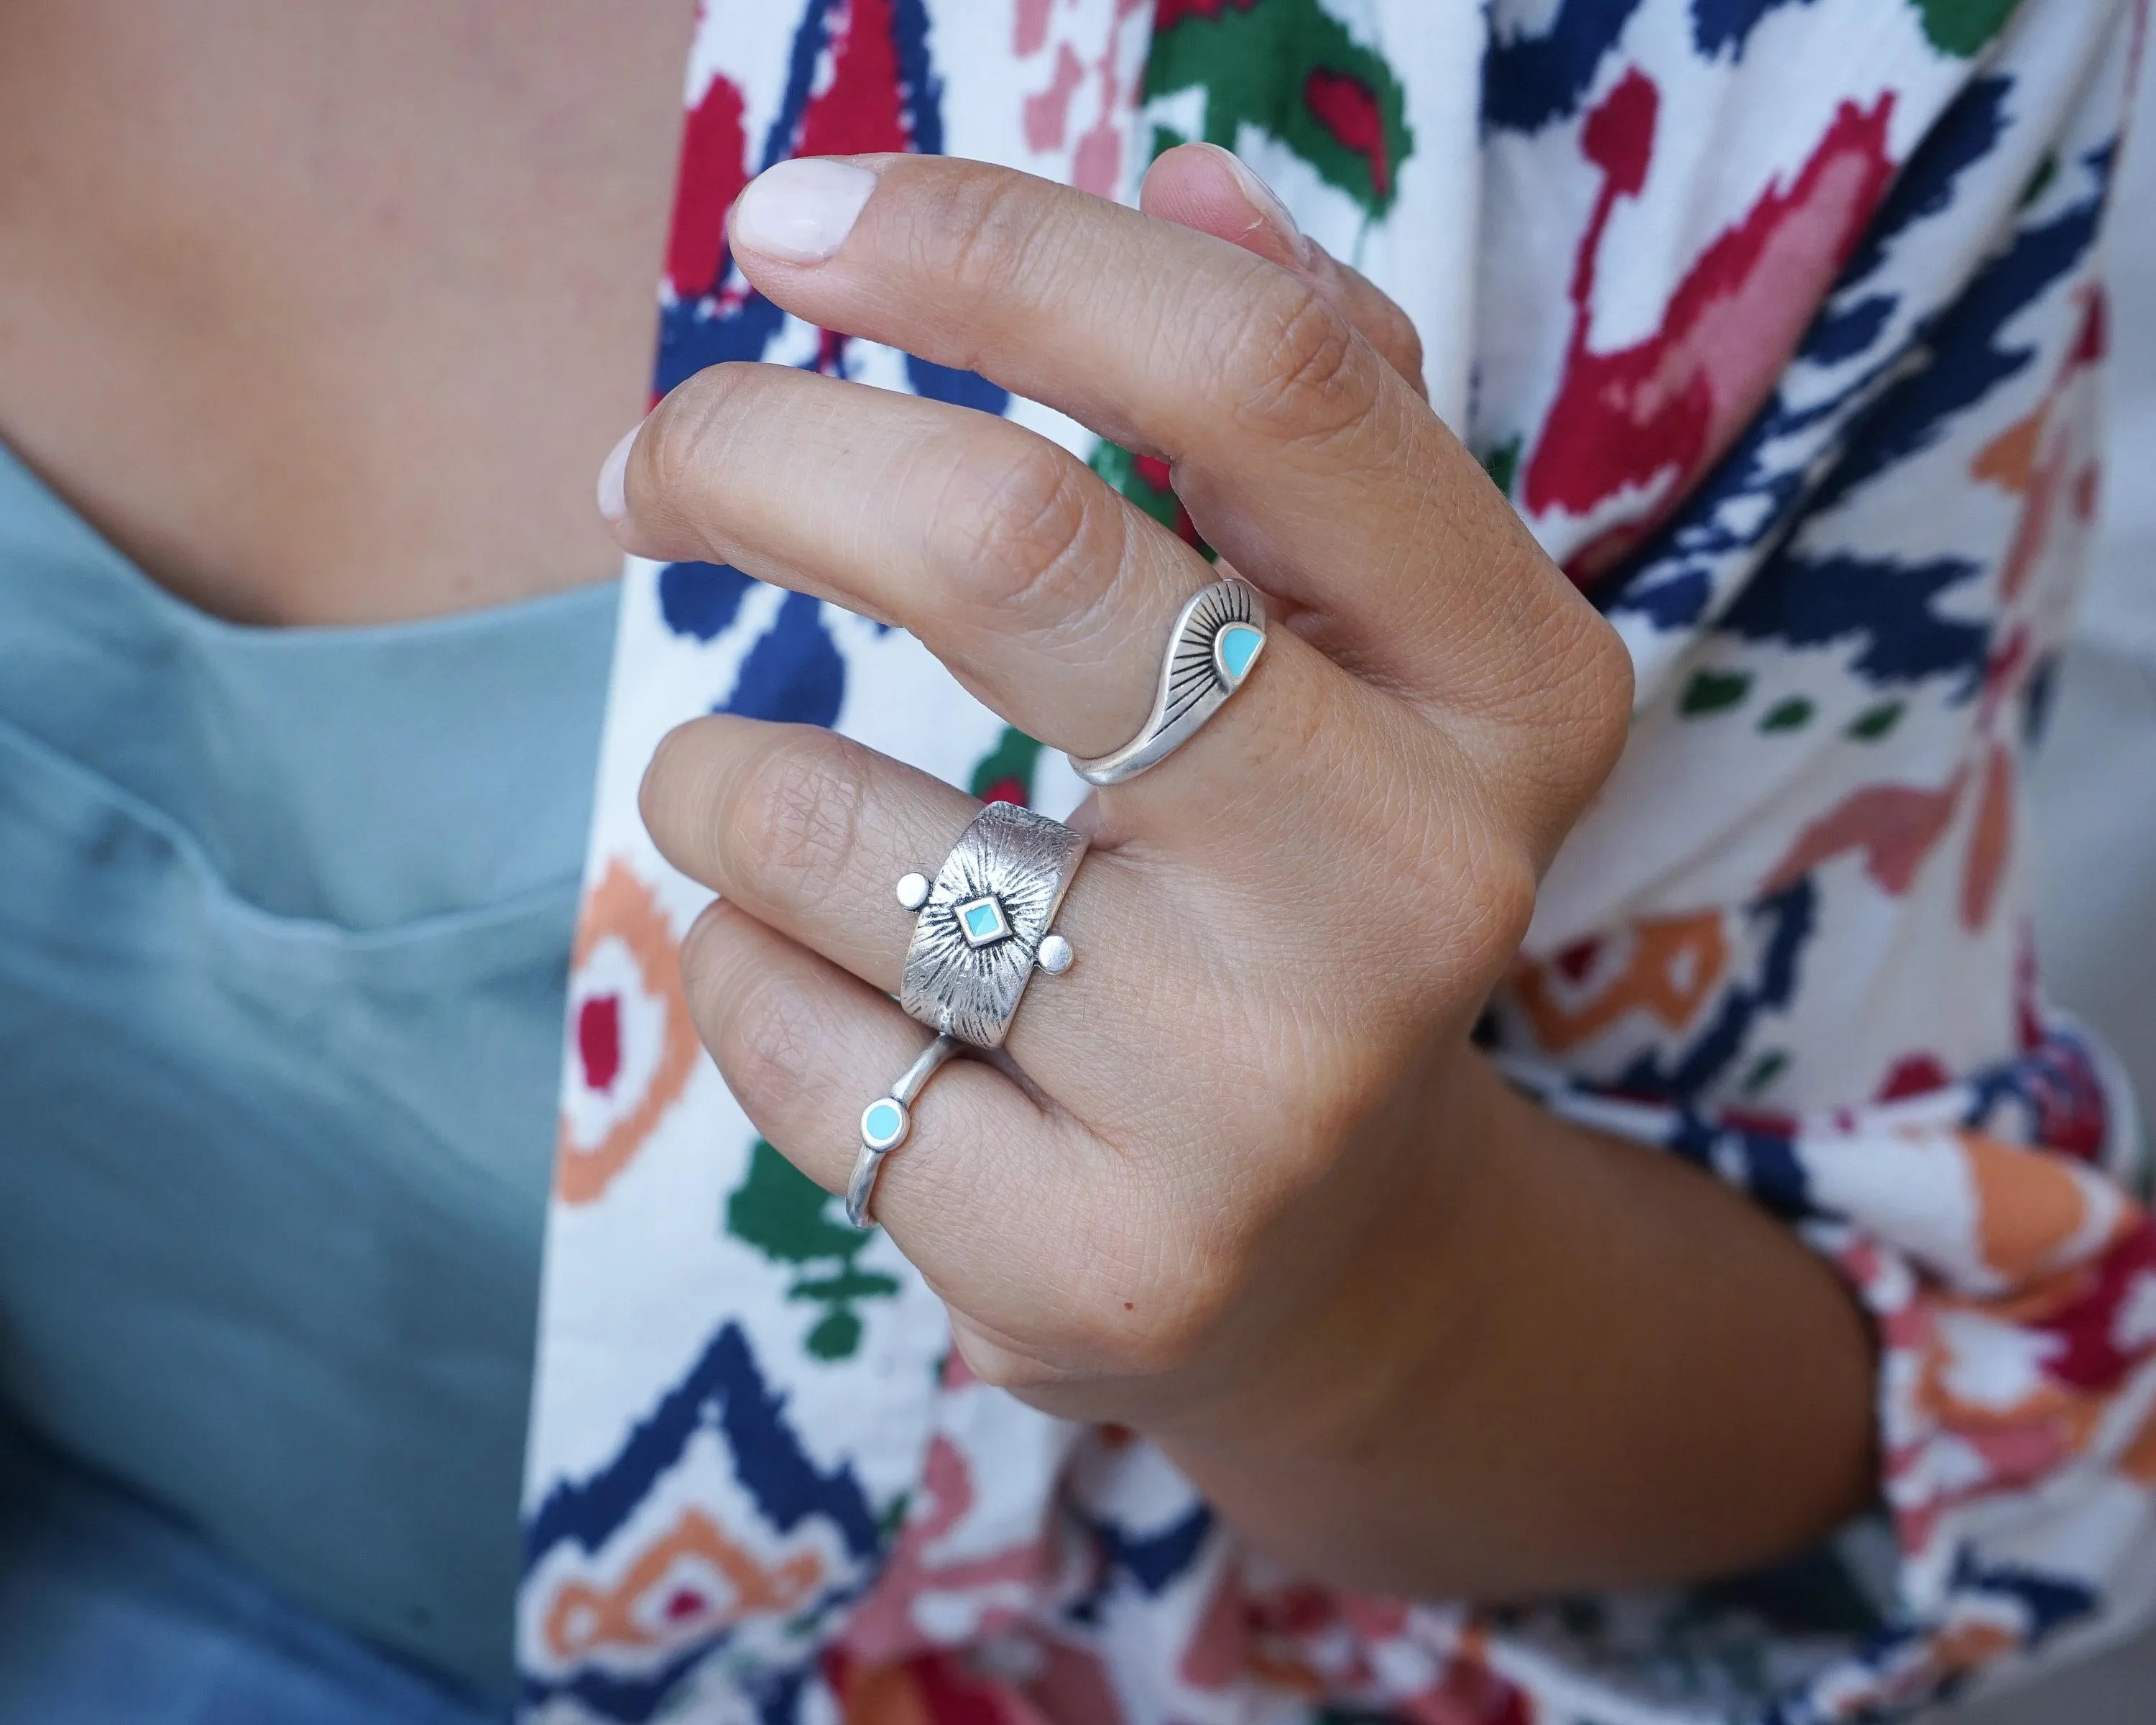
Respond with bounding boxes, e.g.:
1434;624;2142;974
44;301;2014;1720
846;1032;963;1229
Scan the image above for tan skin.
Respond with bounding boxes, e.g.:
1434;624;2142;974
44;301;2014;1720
0;3;1873;1606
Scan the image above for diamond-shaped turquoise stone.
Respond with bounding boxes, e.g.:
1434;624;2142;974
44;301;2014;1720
1215;622;1263;685
957;895;1010;948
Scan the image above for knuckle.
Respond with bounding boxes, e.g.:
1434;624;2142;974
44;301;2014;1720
716;966;825;1105
638;372;735;510
937;439;1116;630
722;731;865;914
913;170;1044;316
1217;278;1375;451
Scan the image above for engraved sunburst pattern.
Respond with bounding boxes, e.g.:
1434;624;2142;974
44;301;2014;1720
1070;576;1267;785
1163;576;1264;729
899;802;1088;1049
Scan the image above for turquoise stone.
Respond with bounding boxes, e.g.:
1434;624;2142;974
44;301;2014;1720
957;895;1010;947
1215;622;1263;684
862;1099;906;1149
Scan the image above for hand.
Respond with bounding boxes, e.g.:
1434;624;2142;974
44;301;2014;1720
617;147;1871;1598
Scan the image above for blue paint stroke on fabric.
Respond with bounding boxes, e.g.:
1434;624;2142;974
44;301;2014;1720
660;561;759;641
1485;0;1645;133
522;1321;882;1571
906;354;1011;417
1950;1552;2099;1645
1097;1504;1213;1596
721;591;847;726
890;0;945;155
1690;0;1820;58
1810;152;2112;518
1720;552;1989;694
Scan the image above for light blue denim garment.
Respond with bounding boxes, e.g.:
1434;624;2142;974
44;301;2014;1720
0;441;617;1698
0;1415;505;1724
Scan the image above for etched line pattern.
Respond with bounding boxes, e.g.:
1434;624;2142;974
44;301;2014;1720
902;804;1085;1047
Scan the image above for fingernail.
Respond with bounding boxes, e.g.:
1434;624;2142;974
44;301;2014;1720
597;423;638;524
732;157;878;263
1215;147;1299;243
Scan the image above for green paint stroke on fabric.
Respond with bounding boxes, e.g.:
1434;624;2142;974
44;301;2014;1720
1480;436;1523;499
1760;696;1814;732
1146;0;1413;218
1916;0;2022;56
1680;668;1751;716
1089;439;1216;559
969;725;1044;805
1848;700;1904;740
724;1138;899;1360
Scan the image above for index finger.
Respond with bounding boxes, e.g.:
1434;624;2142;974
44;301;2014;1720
724;154;1608;749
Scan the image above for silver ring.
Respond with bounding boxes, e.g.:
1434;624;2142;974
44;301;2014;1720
895;801;1087;1049
846;1033;962;1228
1067;576;1266;786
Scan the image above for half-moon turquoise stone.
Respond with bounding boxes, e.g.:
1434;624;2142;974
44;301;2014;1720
862;1099;907;1149
1215;622;1263;685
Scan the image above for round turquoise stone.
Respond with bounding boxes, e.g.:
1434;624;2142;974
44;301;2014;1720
1215;622;1263;685
861;1098;908;1150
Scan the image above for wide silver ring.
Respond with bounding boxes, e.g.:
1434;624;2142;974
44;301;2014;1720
895;801;1087;1049
1067;576;1266;786
846;1033;962;1228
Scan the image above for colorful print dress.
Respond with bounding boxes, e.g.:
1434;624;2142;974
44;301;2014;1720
522;1;2156;1721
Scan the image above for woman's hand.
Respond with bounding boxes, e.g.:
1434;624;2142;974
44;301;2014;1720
614;146;1875;1599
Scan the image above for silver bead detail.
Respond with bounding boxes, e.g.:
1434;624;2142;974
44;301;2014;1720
1036;933;1074;975
895;872;931;912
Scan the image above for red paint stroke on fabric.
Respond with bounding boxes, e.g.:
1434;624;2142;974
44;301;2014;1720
1764;771;1964;898
1025;42;1087;152
796;0;913;160
666;74;750;299
1305;69;1391;196
1156;0;1258;25
1961;742;2014;932
1877;1052;1952;1103
1524;73;1897;581
577;995;623;1094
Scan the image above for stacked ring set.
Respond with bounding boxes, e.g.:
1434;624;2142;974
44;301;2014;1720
843;576;1266;1227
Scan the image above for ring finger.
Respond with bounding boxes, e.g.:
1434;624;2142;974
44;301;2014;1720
642;715;1235;1131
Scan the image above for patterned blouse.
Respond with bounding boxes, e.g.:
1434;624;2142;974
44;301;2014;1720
522;2;2156;1721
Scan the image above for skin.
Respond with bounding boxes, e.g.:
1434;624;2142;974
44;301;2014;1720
619;147;1881;1598
0;0;690;625
0;1;1874;1602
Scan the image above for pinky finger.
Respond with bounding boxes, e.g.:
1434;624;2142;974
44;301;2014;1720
677;901;1112;1329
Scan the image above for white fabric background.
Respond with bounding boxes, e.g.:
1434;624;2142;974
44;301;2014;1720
1925;40;2156;1725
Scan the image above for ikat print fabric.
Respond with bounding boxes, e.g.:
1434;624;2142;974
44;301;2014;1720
522;2;2156;1721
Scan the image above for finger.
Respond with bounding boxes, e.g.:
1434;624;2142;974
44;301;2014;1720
615;361;1212;762
1138;144;1425;397
616;364;1470;861
679;899;1129;1343
719;153;1599;741
642;716;1210;1121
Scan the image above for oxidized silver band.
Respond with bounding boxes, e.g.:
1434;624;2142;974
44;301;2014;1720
1068;576;1266;786
895;801;1086;1049
846;1032;962;1228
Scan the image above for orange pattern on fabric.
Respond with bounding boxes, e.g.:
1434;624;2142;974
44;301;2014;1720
556;859;703;1205
543;1508;820;1660
1958;1130;2095;1282
1513;914;1728;1052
